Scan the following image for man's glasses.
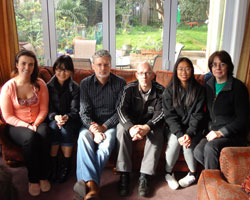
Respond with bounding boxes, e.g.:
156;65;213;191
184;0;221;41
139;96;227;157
137;72;152;76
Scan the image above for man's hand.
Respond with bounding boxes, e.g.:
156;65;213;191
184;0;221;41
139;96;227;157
93;132;106;144
129;124;151;141
206;130;223;141
178;134;191;148
89;122;107;134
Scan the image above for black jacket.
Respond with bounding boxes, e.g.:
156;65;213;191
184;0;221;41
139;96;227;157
117;80;165;132
206;75;249;139
47;75;80;122
163;81;205;139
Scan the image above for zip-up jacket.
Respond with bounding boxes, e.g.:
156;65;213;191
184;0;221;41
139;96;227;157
117;80;164;132
163;81;205;139
206;75;249;139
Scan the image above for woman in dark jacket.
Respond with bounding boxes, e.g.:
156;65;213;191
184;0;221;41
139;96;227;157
47;55;81;183
163;57;205;190
194;50;249;170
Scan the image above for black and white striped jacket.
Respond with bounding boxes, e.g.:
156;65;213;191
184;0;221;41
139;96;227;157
117;80;165;132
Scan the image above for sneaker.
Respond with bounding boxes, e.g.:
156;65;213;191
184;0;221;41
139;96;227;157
178;172;196;188
165;173;179;190
73;180;86;199
118;173;129;196
138;176;149;197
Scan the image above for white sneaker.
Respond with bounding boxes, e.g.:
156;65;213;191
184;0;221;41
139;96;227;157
165;173;179;190
178;172;196;188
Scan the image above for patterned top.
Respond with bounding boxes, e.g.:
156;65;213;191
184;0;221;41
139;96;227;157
79;73;126;129
18;92;38;106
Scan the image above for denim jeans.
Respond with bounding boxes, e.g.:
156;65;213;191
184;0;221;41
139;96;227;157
76;127;116;185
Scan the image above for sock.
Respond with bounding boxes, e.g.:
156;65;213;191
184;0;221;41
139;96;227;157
189;171;196;176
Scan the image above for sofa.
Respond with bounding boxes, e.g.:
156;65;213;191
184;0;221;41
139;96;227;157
197;146;250;200
0;66;206;171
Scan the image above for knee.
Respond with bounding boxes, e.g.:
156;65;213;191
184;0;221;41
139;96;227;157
194;145;203;161
204;142;217;156
78;128;92;144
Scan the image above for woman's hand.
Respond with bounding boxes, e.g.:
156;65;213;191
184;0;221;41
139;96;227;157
55;115;68;129
206;130;223;141
178;134;191;148
28;124;37;132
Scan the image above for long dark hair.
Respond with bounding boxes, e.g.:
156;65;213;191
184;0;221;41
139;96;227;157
208;50;234;76
12;50;40;90
170;57;199;108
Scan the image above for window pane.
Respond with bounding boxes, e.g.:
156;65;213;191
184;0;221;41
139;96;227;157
116;0;163;70
14;0;45;65
54;0;103;69
176;0;224;74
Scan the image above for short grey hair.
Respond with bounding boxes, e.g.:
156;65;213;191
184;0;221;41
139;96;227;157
137;61;153;72
92;49;111;63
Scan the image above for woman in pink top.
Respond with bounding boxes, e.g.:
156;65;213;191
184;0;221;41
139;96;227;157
0;50;50;197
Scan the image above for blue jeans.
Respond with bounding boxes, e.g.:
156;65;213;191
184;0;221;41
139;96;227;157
76;127;116;185
49;120;79;146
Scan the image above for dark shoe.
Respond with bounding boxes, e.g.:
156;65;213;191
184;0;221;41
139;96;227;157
138;176;149;197
118;172;129;196
85;181;100;200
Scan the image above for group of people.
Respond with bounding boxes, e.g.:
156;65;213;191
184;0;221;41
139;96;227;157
0;48;249;199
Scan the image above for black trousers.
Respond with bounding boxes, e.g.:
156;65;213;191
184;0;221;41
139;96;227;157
7;123;51;183
193;137;243;169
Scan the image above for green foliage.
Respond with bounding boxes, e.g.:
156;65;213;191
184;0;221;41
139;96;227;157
179;0;209;24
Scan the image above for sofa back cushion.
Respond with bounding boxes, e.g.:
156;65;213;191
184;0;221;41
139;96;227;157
220;147;250;184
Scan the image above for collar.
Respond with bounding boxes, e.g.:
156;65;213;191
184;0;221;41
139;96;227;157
207;75;233;92
94;73;112;86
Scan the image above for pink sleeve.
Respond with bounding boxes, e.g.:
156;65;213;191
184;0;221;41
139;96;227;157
33;79;49;127
0;81;29;127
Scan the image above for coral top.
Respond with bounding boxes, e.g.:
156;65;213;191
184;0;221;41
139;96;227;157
0;78;49;128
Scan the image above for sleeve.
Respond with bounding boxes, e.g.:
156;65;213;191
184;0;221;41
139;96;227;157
67;83;80;120
219;81;249;138
33;80;49;127
117;84;135;132
47;85;57;121
186;86;206;138
79;79;93;129
103;79;126;128
0;82;30;127
162;86;183;139
146;85;164;130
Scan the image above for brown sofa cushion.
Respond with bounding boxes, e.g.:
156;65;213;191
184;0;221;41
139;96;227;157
242;174;250;195
197;170;249;200
220;147;250;185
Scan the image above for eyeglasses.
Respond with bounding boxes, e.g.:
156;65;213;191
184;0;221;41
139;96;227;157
211;62;226;68
177;67;192;72
137;72;152;76
55;68;70;73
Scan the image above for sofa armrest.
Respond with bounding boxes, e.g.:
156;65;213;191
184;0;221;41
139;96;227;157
0;119;6;145
197;170;248;200
220;147;250;185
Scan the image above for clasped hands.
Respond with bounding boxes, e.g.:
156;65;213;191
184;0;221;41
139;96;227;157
178;134;191;148
89;122;107;144
55;115;69;129
129;124;150;141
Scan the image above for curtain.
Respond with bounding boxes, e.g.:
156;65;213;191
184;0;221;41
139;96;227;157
237;3;250;92
0;0;19;85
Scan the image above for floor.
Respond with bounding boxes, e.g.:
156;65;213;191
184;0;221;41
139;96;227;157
0;156;198;200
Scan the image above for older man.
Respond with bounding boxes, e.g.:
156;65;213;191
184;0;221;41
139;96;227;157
73;50;126;200
116;62;165;197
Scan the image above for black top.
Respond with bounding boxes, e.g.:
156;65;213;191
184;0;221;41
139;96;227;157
47;75;80;122
163;81;205;139
206;75;249;139
117;80;165;132
79;73;126;129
